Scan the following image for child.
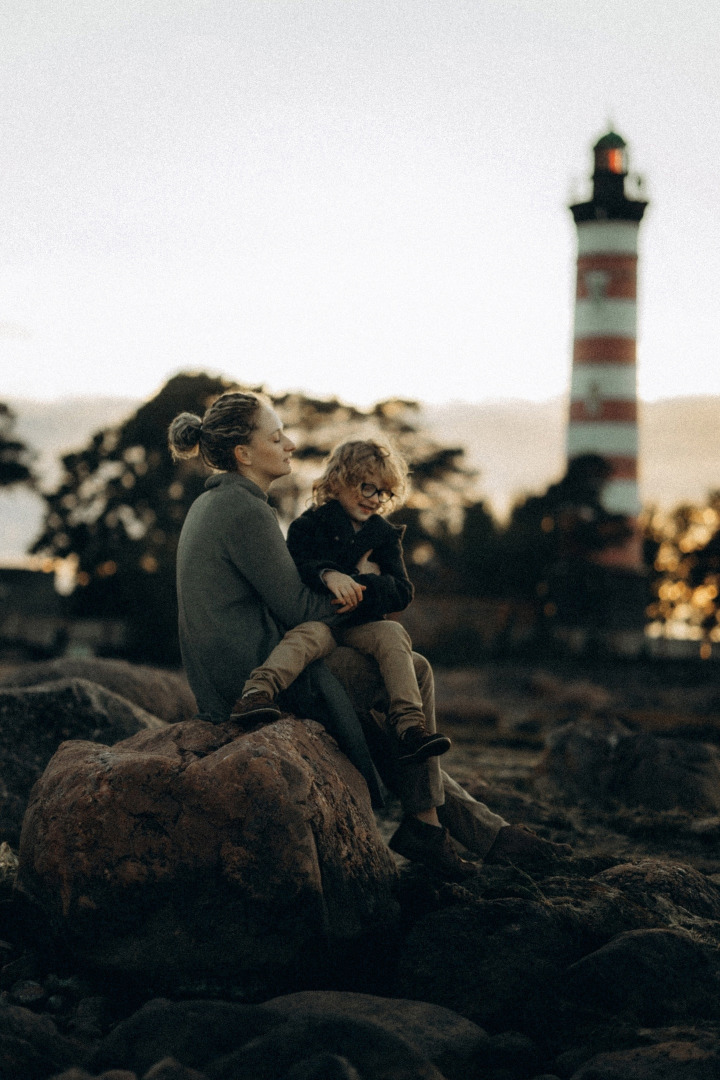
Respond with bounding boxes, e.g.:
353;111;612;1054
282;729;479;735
230;439;452;765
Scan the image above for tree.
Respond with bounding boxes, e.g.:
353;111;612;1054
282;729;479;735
479;455;636;635
32;372;233;663
644;492;720;653
0;403;35;488
32;372;477;664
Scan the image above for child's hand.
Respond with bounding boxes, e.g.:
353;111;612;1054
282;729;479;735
356;550;380;575
322;570;366;612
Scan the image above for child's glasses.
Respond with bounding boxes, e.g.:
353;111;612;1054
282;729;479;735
359;482;395;504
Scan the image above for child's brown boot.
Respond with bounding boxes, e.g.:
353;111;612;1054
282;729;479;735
397;724;451;764
229;690;281;725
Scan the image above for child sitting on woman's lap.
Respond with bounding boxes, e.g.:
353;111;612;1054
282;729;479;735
230;439;451;765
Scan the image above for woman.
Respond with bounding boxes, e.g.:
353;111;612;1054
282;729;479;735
169;391;565;880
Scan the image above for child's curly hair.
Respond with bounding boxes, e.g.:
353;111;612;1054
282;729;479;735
312;439;409;514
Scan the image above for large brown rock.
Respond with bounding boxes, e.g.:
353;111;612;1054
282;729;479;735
17;717;398;997
259;991;492;1080
534;716;720;812
564;928;720;1025
594;860;720;943
0;999;77;1080
569;1035;720;1079
0;677;165;844
2;657;196;723
395;897;581;1033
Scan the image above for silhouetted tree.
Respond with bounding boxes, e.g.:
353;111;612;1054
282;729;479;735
480;454;635;633
32;373;232;662
0;403;35;488
457;499;500;596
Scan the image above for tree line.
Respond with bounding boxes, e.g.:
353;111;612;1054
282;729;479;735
3;374;720;663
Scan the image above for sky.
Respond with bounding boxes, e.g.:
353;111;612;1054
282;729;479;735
1;0;719;409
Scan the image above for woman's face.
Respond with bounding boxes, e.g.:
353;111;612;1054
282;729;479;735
234;404;295;490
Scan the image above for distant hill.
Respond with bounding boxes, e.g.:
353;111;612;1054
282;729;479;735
2;393;720;560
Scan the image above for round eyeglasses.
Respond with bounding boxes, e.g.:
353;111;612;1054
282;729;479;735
359;482;395;504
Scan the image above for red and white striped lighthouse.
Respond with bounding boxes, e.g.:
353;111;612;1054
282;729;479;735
568;131;647;568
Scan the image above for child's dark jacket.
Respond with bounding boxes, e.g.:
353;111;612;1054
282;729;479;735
286;499;413;622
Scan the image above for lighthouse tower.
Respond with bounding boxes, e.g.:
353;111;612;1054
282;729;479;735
568;130;647;568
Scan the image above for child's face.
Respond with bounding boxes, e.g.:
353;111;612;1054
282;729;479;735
334;473;392;526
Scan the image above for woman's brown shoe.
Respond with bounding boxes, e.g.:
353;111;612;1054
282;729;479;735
483;825;572;865
389;817;477;882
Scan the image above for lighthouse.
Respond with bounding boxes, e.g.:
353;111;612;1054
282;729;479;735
568;131;647;568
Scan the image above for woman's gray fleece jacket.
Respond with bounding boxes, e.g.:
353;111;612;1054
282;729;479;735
176;472;384;803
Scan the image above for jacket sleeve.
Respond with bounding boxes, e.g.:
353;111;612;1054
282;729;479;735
355;532;414;618
223;495;341;630
286;514;345;588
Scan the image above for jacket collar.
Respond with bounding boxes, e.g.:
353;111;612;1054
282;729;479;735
313;498;398;542
204;471;269;503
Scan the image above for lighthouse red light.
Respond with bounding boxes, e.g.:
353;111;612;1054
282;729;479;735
602;148;624;173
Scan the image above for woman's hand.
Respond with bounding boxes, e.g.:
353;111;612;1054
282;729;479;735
356;549;380;575
321;570;366;613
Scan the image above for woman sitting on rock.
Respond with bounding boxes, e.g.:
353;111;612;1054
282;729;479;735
169;390;568;880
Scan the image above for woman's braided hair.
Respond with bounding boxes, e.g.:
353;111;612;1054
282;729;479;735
168;391;262;472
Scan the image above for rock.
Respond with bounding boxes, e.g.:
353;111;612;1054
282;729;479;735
203;1015;445;1080
0;678;165;844
535;715;720;812
564;928;720;1025
9;978;47;1007
275;1055;360;1080
395;897;581;1033
0;998;77;1079
594;859;720;924
259;990;491;1080
537;873;658;948
17;717;399;996
2;658;196;723
144;1060;210;1080
569;1036;720;1078
88;998;282;1075
48;1071;136;1080
529;671;614;712
47;1070;98;1080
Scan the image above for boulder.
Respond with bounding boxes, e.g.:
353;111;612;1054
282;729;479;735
259;990;491;1080
88;998;283;1076
0;999;77;1080
17;717;399;997
395;897;581;1033
204;1015;445;1080
0;678;165;844
143;1062;209;1080
88;993;478;1080
534;872;658;947
564;928;720;1025
534;715;720;812
593;860;720;943
48;1071;140;1080
2;658;196;723
569;1036;720;1079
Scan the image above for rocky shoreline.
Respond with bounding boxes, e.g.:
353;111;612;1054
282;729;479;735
2;656;720;1079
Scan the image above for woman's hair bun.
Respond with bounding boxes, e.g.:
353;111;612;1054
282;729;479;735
168;412;203;460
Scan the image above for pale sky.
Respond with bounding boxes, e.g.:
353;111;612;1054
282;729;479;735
1;0;718;408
